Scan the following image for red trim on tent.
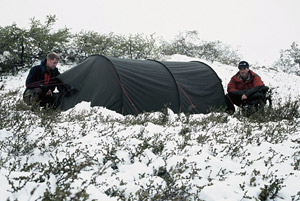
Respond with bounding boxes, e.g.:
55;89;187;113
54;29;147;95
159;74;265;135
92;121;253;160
107;61;139;115
177;82;199;113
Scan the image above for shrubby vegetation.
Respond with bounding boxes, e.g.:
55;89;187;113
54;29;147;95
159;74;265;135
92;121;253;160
1;15;241;74
0;15;70;73
68;31;162;62
0;89;300;200
274;42;300;75
2;15;299;75
160;30;241;65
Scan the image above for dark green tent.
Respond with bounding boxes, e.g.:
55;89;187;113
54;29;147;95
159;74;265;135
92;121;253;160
57;55;226;115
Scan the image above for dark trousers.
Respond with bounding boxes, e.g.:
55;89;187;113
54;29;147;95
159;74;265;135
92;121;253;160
23;88;59;108
226;91;267;113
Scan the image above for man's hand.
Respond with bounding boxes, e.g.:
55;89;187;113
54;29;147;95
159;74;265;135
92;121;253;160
46;90;53;96
241;94;247;100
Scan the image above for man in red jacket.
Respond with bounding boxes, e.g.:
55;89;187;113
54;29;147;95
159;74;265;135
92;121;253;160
226;61;269;113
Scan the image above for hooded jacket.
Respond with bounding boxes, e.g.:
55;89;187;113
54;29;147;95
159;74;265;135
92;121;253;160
227;70;265;97
25;59;64;93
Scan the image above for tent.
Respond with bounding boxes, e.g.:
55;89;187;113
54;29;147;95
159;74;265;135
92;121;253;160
57;55;226;115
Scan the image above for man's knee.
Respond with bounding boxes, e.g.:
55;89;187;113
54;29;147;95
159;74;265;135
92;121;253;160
228;93;243;106
248;88;269;105
260;86;269;93
23;88;43;105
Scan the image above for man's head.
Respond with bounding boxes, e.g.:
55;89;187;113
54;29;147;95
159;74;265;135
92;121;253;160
46;52;60;70
238;61;249;78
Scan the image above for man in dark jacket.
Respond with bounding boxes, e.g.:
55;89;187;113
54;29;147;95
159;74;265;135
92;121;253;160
23;52;64;108
226;61;269;113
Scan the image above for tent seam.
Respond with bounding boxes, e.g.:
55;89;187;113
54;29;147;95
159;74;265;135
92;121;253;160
102;55;139;115
148;59;182;113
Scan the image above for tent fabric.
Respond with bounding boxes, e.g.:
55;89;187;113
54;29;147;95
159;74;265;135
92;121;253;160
57;55;226;115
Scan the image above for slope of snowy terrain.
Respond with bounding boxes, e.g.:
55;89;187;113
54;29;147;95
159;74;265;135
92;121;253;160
0;55;300;201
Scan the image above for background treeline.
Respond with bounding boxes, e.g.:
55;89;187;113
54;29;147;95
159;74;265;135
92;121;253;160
0;15;240;73
0;15;299;75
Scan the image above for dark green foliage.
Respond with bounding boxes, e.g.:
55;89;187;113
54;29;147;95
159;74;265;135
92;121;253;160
1;17;242;74
68;31;115;62
0;15;70;74
246;96;300;123
0;23;26;73
258;178;285;201
69;32;162;63
27;15;70;63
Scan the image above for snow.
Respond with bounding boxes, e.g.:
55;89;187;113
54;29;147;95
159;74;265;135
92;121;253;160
1;55;300;200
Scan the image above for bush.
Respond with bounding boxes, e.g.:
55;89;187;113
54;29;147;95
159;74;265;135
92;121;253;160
27;15;70;64
274;42;300;75
69;32;162;62
0;24;26;73
161;30;241;65
112;33;162;60
0;15;70;74
1;17;242;74
67;31;116;62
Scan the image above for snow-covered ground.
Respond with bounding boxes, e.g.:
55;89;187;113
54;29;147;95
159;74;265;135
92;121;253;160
0;55;300;200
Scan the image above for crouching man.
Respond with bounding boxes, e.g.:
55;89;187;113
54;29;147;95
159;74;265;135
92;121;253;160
226;61;269;114
23;52;64;109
